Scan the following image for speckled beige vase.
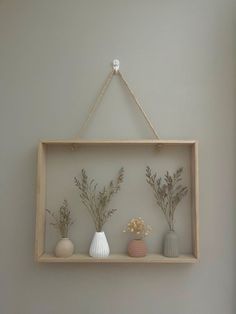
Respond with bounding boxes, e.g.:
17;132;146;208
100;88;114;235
128;239;147;257
163;231;179;257
54;238;74;258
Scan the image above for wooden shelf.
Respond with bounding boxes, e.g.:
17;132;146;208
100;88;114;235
35;139;199;264
38;253;198;263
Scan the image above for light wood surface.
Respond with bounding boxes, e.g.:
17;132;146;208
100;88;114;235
191;142;200;259
35;142;46;261
39;253;198;263
41;139;197;145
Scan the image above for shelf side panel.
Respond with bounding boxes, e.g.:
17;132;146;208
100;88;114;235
191;142;200;259
35;143;46;260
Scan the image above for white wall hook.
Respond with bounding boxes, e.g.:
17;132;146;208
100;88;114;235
112;59;120;72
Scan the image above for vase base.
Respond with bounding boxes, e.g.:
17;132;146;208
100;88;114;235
163;231;179;258
89;232;110;258
128;239;147;257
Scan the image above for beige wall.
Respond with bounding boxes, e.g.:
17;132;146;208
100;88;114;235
1;1;236;313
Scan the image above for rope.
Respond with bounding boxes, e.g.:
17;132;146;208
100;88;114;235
77;69;115;137
117;71;159;139
76;69;159;139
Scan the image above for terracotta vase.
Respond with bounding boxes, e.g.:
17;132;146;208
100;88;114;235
128;239;147;257
54;238;74;258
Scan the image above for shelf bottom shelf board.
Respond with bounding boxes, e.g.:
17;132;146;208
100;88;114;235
38;253;197;263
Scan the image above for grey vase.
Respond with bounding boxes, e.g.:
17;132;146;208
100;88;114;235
163;230;179;257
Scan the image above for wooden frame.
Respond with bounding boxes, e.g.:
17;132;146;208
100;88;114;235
35;139;199;263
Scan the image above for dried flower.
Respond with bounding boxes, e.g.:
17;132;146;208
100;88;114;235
146;167;188;231
123;217;152;239
46;199;74;238
74;168;124;232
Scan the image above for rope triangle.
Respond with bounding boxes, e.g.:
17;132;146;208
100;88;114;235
76;62;159;139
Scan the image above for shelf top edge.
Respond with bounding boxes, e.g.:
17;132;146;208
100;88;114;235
40;139;197;145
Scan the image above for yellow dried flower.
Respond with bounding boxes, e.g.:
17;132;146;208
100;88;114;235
123;217;152;239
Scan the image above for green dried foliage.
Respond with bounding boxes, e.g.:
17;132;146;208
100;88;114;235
46;199;74;238
74;168;124;232
146;167;188;231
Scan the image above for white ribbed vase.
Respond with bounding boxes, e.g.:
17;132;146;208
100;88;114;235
89;232;110;258
163;230;179;257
